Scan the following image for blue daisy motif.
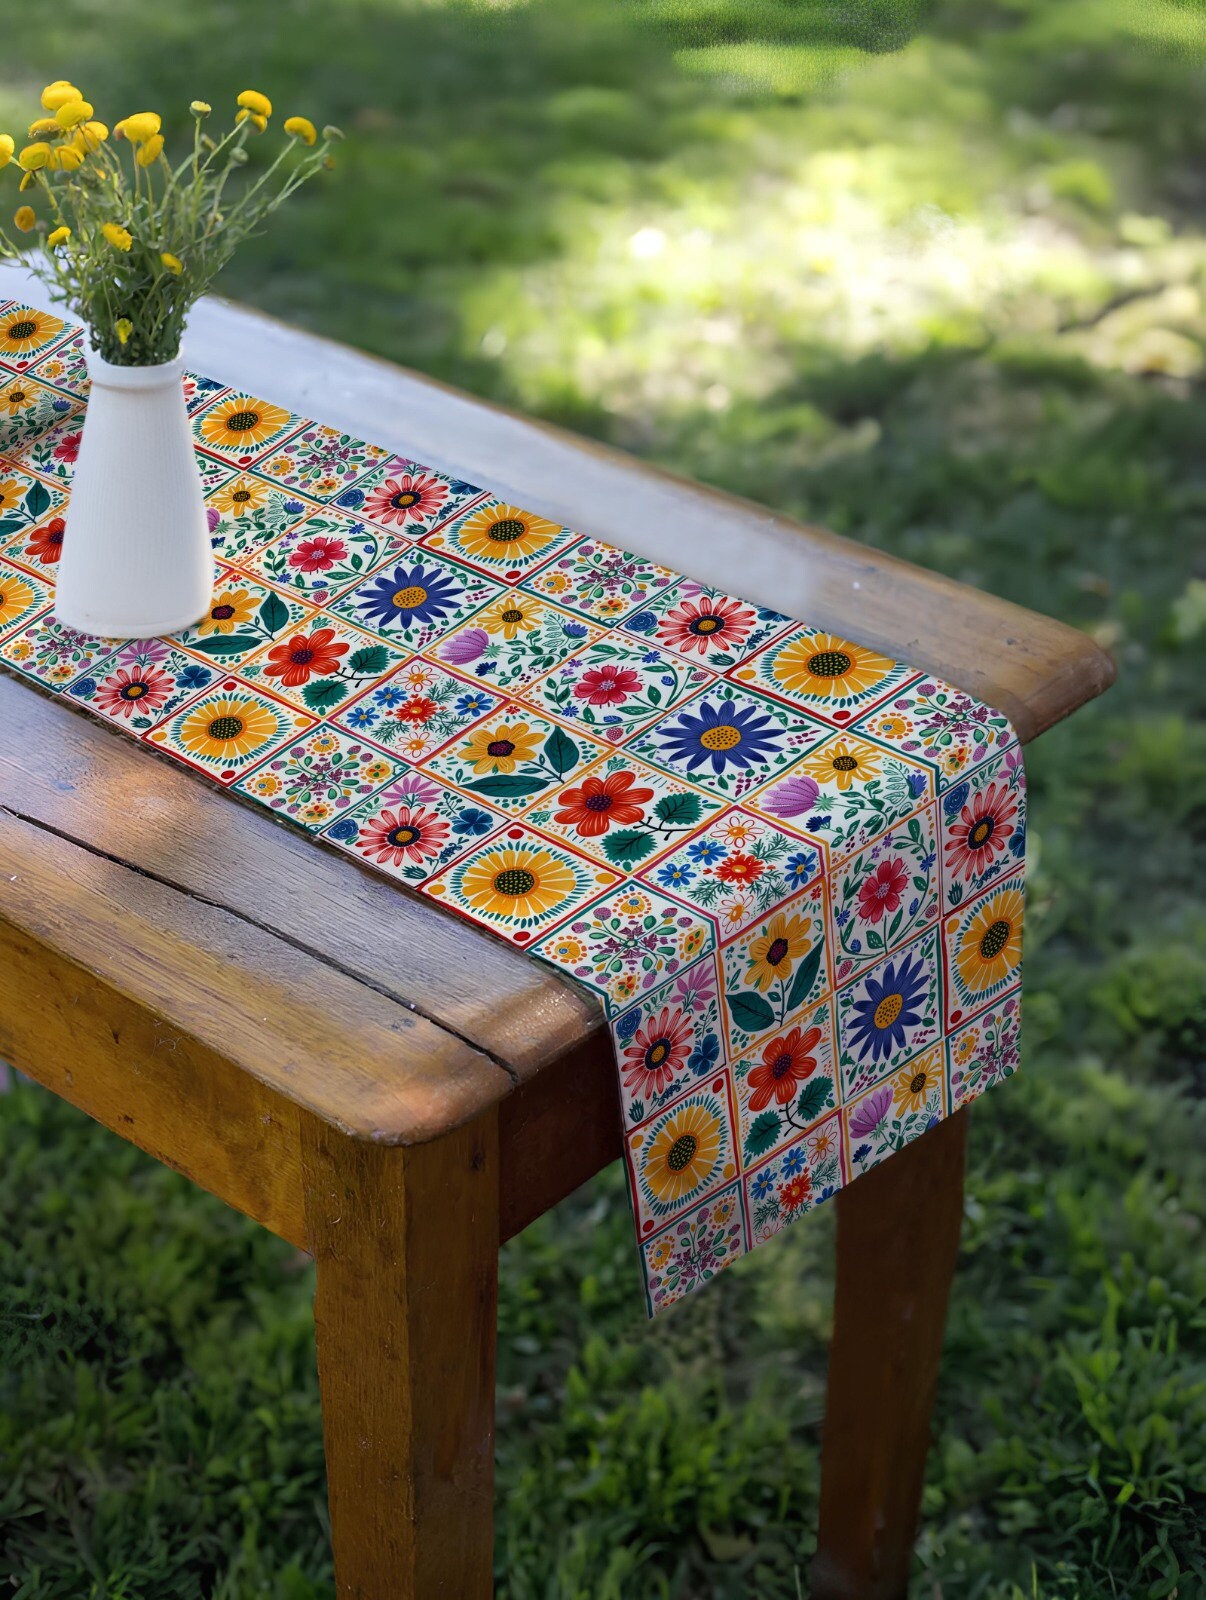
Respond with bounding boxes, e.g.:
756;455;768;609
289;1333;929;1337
452;806;493;838
781;1145;806;1177
688;1033;720;1076
357;561;463;632
176;663;212;692
846;948;929;1064
658;696;783;775
375;684;407;707
785;850;816;886
344;704;378;730
751;1168;776;1200
656;860;695;889
454;692;491;718
686;837;727;865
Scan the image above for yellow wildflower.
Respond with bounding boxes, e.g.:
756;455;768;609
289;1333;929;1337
135;133;164;166
55;99;93;130
41;82;83;111
115;112;161;144
283;115;317;146
235;109;268;133
236;89;272;117
102;221;133;251
116;319;133;346
160;251;183;274
53;145;84;171
48;225;71;246
72;120;109;153
0;135;13;168
18;172;35;192
17;142;52;172
190;100;211;116
14;206;36;233
27;117;61;139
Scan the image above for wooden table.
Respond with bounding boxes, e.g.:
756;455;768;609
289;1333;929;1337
0;269;1115;1599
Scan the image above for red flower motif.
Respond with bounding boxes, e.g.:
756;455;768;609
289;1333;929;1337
857;856;909;922
657;594;756;657
553;769;654;837
945;782;1018;880
621;1006;693;1100
573;665;643;707
94;663;173;719
289;535;348;573
778;1171;812;1211
396;695;438;724
356;804;450;867
716;852;764;886
746;1025;822;1113
363;471;448;527
263;626;348;687
25;516;65;566
53;430;81;464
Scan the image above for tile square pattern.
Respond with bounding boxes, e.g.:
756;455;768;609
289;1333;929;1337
0;305;1026;1318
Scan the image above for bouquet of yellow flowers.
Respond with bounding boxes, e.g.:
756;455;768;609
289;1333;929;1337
0;81;342;364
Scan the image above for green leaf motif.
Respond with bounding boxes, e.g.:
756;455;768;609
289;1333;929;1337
785;942;823;1011
602;828;656;868
655;791;703;827
727;990;776;1034
259;589;289;636
348;644;390;676
744;1110;782;1161
189;633;261;657
796;1076;833;1126
25;480;51;519
544;726;579;777
467;774;548;799
302;678;346;712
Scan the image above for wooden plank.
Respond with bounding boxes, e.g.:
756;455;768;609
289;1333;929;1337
811;1109;969;1600
303;1110;499;1598
0;806;510;1146
0;674;600;1081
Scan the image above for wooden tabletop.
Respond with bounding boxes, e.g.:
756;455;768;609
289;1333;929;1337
0;265;1115;1152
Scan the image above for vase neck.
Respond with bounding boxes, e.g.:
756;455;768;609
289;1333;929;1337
85;349;185;389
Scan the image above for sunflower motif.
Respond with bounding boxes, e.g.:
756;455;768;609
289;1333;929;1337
799;736;883;792
209;476;270;519
195;588;259;636
176;695;283;763
640;1097;725;1207
455;502;562;566
475;594;541;642
891;1049;940;1114
460;719;543;774
770;631;895;704
955;886;1023;995
0;478;26;514
745;911;812;993
0;571;36;631
457;844;578;924
0;308;63;355
199;395;293;453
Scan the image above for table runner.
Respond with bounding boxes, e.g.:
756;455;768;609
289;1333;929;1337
0;302;1025;1316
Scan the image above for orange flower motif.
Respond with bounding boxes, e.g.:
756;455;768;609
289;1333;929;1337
263;626;348;687
554;769;654;838
745;1025;821;1112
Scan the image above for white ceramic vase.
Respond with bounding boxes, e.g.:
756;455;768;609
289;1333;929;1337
54;349;213;639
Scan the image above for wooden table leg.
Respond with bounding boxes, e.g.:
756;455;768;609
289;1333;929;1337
811;1108;969;1600
301;1110;499;1599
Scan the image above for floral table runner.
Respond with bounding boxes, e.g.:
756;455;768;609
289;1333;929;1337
0;302;1025;1315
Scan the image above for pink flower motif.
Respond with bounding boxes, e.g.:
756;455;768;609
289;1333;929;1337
762;774;821;819
441;628;489;665
849;1086;892;1138
206;507;220;532
54;430;81;463
290;535;349;573
856;857;908;922
574;665;642;706
384;772;442;807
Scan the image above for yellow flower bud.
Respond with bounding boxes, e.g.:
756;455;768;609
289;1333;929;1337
17;142;52;172
18;171;35;192
283;115;318;146
235;109;268;133
27;117;61;139
55;99;93;130
116;318;133;345
135;134;164;166
0;135;13;168
54;145;85;172
102;221;133;251
72;120;109;153
237;89;272;118
48;225;71;246
115;112;161;144
322;124;345;142
41;82;83;111
190;100;212;116
14;206;36;232
160;251;183;275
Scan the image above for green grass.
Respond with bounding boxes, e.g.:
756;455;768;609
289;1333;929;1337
2;1;1205;1594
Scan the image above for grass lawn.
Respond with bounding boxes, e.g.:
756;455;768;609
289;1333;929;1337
1;1;1204;1595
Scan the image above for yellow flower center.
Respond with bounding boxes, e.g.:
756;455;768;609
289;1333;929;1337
971;819;991;845
694;615;720;633
648;1042;668;1065
392;585;428;609
873;993;904;1030
701;724;741;752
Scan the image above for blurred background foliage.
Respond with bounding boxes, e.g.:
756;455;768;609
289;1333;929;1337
1;0;1204;1595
